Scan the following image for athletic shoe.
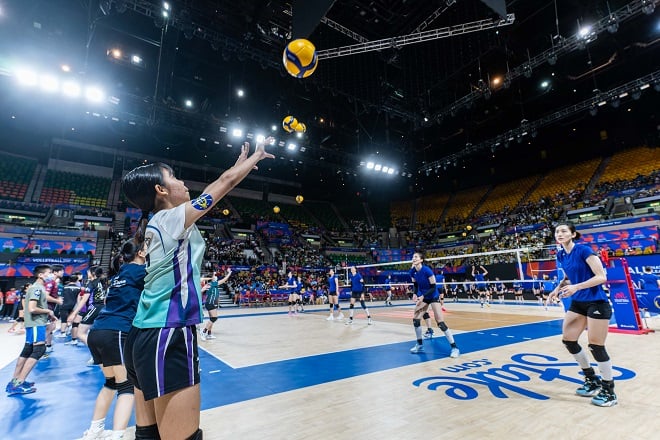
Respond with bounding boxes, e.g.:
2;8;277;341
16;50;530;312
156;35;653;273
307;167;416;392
76;429;112;440
450;347;460;358
7;382;36;396
345;319;353;325
326;315;334;321
45;346;54;353
64;340;80;346
55;333;67;339
86;357;95;367
423;329;434;339
591;388;618;407
5;380;14;393
207;334;217;340
576;376;602;397
410;344;424;354
367;318;373;325
200;332;208;341
337;313;344;320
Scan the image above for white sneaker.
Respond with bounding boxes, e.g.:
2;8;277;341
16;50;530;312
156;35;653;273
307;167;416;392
207;333;217;340
55;333;67;339
76;429;112;440
64;340;79;346
450;347;460;358
345;319;353;325
326;315;334;321
337;313;344;320
367;318;373;325
45;346;54;353
200;332;208;341
86;357;95;367
410;344;424;353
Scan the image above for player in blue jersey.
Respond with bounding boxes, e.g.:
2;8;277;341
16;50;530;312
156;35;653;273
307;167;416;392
345;266;372;325
121;138;274;440
281;270;301;316
472;265;489;308
78;239;147;440
326;268;344;320
546;221;617;408
409;251;459;357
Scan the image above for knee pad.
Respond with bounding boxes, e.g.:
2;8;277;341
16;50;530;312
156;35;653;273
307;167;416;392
135;424;161;440
185;429;203;440
296;299;302;305
562;340;582;354
422;312;430;320
413;319;421;327
349;304;354;309
72;322;80;328
30;344;46;360
334;304;339;311
588;344;610;362
438;321;448;332
360;300;366;308
19;343;34;359
288;301;293;306
209;316;218;323
104;377;117;390
116;380;134;396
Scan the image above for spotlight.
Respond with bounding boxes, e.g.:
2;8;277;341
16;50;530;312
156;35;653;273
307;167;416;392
606;17;618;33
641;0;655;15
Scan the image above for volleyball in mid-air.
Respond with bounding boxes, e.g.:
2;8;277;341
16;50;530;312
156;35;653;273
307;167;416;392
273;206;280;214
282;39;318;78
295;195;304;204
293;122;306;133
222;209;230;216
282;115;298;133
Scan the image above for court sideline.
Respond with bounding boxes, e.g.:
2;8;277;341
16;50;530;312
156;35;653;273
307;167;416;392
1;301;659;440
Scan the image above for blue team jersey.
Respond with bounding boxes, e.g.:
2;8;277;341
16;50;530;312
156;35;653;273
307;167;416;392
328;275;337;293
133;204;205;329
349;272;364;292
640;273;659;289
410;265;436;296
93;263;146;333
474;273;486;288
385;277;392;291
556;243;608;302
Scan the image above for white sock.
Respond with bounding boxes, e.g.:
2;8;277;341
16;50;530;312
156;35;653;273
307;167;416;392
572;348;591;369
89;419;105;433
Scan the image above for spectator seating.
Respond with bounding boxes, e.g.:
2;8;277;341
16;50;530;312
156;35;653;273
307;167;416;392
416;193;450;227
0;154;37;201
443;185;489;221
525;158;600;203
598;146;659;186
475;175;539;217
40;170;111;208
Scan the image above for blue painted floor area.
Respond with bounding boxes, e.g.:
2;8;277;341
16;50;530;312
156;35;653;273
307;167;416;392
1;318;563;439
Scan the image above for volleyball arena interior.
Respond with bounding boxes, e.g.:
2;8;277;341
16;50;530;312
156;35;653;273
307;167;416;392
0;1;659;439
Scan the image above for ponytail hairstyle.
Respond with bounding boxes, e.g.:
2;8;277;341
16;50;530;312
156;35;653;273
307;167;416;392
109;238;144;277
555;221;581;240
121;162;173;245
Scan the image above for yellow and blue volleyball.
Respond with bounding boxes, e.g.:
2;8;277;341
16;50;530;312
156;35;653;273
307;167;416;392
282;115;298;133
283;39;318;78
293;122;306;133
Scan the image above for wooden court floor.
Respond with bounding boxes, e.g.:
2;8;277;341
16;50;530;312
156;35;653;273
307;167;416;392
1;300;659;440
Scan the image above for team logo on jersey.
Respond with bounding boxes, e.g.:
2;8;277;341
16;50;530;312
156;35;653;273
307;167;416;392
191;193;213;211
32;289;42;299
